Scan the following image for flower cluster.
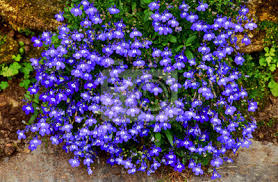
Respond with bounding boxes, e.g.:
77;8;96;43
20;0;258;180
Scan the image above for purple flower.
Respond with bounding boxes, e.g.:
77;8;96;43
81;0;89;7
196;3;208;11
23;103;34;115
152;86;163;96
50;136;60;145
133;59;145;67
174;162;185;172
239;7;249;16
244;22;257;30
108;6;120;14
203;32;215;41
248;102;257;112
192;164;203;175
149;146;161;157
198;45;210;54
152;48;161;57
168;18;179;27
71;7;82;16
235;54;245;65
210;157;223;168
69;158;80;167
91;15;103;24
149;1;160;11
55;12;64;21
211;169;221;180
225;106;237;115
186;14;198;23
242;36;251;45
17;130;26;140
31;37;43;47
234;24;244;32
61;124;73;132
241;139;252;148
29;138;41;151
151;12;161;21
130;29;142;38
81;19;92;28
85;7;97;16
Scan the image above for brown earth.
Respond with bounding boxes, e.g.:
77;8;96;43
0;78;29;158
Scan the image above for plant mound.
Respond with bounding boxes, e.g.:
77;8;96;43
19;0;258;179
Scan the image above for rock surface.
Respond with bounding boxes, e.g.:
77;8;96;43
0;0;64;31
239;0;278;53
0;140;277;182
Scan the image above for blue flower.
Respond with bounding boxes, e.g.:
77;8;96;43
69;158;80;167
192;164;203;175
55;12;64;21
70;7;82;16
22;103;34;115
17;130;26;140
148;1;160;11
210;157;223;168
225;106;237;115
196;3;208;11
211;169;221;180
108;5;120;14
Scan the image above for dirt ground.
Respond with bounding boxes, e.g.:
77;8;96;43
0;78;29;158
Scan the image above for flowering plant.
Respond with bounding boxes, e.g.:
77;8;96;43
19;0;258;180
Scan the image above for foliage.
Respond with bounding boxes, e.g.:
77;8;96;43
0;34;7;47
0;81;8;90
19;0;259;180
259;20;278;45
0;39;34;91
18;28;35;37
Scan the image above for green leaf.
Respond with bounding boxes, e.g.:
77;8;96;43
141;0;152;4
185;35;197;46
20;62;33;76
185;49;194;60
164;130;173;146
19;79;31;89
259;57;266;66
143;9;153;22
12;54;22;62
10;62;21;70
1;62;21;77
264;47;269;52
269;64;277;72
266;57;272;64
19;47;25;54
28;110;38;125
18;41;24;47
132;2;137;13
169;35;177;43
175;45;184;52
0;81;8;90
155;133;161;141
155;133;162;146
268;79;278;97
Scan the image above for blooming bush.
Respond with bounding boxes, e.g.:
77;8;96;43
19;0;258;180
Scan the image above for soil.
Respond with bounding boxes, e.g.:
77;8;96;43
0;78;29;158
253;95;278;144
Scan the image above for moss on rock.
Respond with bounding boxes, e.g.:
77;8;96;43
0;0;64;32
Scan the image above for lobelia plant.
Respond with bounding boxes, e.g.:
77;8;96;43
18;0;258;180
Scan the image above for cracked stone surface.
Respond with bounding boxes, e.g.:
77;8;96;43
0;140;277;182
